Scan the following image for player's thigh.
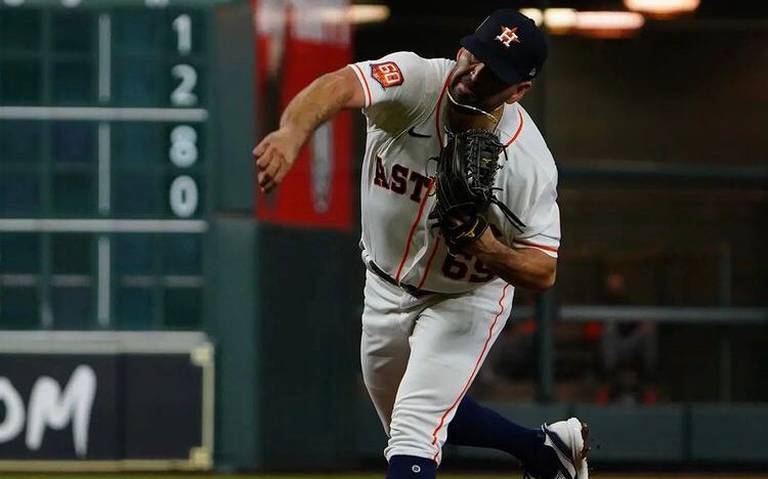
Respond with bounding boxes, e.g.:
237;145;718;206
360;317;409;431
360;271;414;383
360;271;415;429
385;279;514;460
413;281;513;369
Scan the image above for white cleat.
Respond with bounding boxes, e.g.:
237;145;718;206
540;417;590;479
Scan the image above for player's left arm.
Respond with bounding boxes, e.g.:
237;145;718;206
464;233;556;291
466;171;561;291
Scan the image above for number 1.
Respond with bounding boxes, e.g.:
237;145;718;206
173;14;192;55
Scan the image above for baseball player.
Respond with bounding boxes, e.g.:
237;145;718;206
253;9;589;479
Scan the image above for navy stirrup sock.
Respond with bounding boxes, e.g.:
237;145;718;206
446;395;546;466
386;455;437;479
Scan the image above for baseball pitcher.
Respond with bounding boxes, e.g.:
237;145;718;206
253;9;589;479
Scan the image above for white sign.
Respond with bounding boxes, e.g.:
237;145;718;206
0;365;97;457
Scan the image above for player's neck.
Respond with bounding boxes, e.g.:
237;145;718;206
447;104;503;133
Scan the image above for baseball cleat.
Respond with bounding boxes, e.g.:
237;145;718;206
539;417;590;479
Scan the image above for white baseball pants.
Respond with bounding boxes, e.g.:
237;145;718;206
360;269;515;464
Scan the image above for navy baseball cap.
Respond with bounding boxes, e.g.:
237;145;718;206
460;10;548;85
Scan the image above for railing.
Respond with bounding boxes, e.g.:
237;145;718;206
510;305;768;323
512;302;768;402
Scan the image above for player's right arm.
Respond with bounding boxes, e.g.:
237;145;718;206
254;51;436;193
253;66;365;193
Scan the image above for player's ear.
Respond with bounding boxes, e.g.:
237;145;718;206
506;81;533;104
456;48;468;62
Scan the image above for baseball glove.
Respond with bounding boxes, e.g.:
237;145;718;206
431;128;525;253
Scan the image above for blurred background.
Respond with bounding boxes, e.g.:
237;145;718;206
0;0;767;475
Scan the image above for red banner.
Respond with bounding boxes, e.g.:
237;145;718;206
253;0;353;231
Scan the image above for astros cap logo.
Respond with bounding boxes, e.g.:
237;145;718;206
495;26;520;47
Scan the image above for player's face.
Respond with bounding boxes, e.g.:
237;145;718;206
450;49;519;111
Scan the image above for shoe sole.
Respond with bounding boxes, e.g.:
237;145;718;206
579;420;590;459
575;419;590;478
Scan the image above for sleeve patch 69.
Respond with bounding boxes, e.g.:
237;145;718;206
370;61;404;89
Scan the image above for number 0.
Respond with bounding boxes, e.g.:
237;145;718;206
169;175;198;217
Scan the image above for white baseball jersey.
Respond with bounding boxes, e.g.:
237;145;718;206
350;51;560;294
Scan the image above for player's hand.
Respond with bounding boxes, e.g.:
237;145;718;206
252;127;304;193
461;225;497;256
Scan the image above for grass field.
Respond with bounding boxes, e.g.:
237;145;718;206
2;474;768;479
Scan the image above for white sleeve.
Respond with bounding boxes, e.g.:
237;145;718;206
349;51;434;133
511;178;561;258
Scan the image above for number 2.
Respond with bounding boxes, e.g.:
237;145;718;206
171;64;197;106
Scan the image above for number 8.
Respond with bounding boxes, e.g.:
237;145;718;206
169;125;198;168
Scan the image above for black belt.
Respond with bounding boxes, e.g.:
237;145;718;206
367;261;437;298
